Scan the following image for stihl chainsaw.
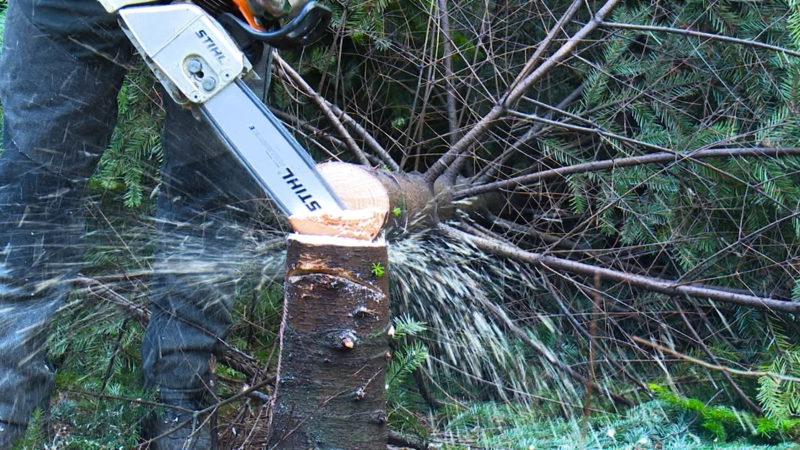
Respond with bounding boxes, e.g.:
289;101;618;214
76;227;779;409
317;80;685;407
97;0;345;216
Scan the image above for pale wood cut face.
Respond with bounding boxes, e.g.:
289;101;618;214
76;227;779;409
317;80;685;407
288;163;390;240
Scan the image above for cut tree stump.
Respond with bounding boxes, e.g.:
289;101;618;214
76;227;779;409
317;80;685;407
269;233;391;448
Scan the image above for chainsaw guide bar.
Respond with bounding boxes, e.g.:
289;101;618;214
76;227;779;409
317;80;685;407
110;1;345;218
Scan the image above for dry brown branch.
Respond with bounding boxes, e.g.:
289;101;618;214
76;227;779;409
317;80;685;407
600;21;800;58
272;52;370;166
457;147;800;198
633;336;800;384
424;0;622;182
438;224;800;314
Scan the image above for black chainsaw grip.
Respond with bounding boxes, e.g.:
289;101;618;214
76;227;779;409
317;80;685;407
217;1;331;49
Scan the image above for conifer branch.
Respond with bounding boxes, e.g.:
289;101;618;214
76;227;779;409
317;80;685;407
456;147;800;198
75;276;265;381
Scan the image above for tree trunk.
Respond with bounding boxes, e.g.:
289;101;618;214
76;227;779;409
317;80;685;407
269;233;390;448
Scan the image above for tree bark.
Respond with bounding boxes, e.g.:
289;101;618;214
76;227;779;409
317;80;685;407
269;234;391;448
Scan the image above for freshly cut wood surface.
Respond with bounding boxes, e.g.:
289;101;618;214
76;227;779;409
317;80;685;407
288;209;387;240
317;162;390;211
288;162;390;240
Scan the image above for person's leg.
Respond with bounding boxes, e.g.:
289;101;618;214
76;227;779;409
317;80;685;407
141;99;263;449
0;1;130;446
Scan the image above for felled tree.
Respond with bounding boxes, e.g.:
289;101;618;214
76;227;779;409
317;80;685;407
270;0;800;419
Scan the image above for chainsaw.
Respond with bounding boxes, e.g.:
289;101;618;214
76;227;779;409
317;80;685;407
97;0;346;217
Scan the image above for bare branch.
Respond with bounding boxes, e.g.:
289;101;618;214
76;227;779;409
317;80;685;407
438;0;459;146
438;224;800;314
324;101;400;171
507;0;584;96
634;336;800;383
472;83;584;184
272;52;371;166
424;0;622;182
456;147;800;198
601;21;800;58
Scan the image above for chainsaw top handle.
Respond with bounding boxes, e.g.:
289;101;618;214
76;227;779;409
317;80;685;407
217;1;331;49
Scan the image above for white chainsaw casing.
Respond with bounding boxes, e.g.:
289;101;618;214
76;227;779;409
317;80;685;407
118;3;252;105
98;0;158;13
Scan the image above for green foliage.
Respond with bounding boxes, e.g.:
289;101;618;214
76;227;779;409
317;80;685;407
387;340;427;388
386;316;428;391
757;328;800;423
0;0;796;445
391;314;427;339
227;283;285;365
12;409;46;450
0;2;6;32
387;316;430;438
652;384;800;443
47;381;151;449
440;399;799;449
370;261;386;277
90;63;164;209
561;0;800;292
45;303;150;448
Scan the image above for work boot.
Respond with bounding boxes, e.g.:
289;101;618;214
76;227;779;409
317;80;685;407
144;392;217;450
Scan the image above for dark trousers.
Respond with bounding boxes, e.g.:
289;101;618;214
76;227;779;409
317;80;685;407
0;0;261;429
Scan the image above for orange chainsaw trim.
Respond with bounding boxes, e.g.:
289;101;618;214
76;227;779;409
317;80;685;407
231;0;267;31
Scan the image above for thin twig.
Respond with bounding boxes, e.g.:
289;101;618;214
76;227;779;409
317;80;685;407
438;224;800;314
675;297;763;414
441;0;584;183
74;275;265;381
452;225;633;407
633;336;800;384
137;378;276;449
473;83;584;184
424;0;622;182
600;21;800;58
457;147;800;198
272;52;370;165
325;101;399;170
269;106;346;150
508;0;584;95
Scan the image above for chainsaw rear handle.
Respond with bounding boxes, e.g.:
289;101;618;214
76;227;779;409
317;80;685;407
217;1;331;49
